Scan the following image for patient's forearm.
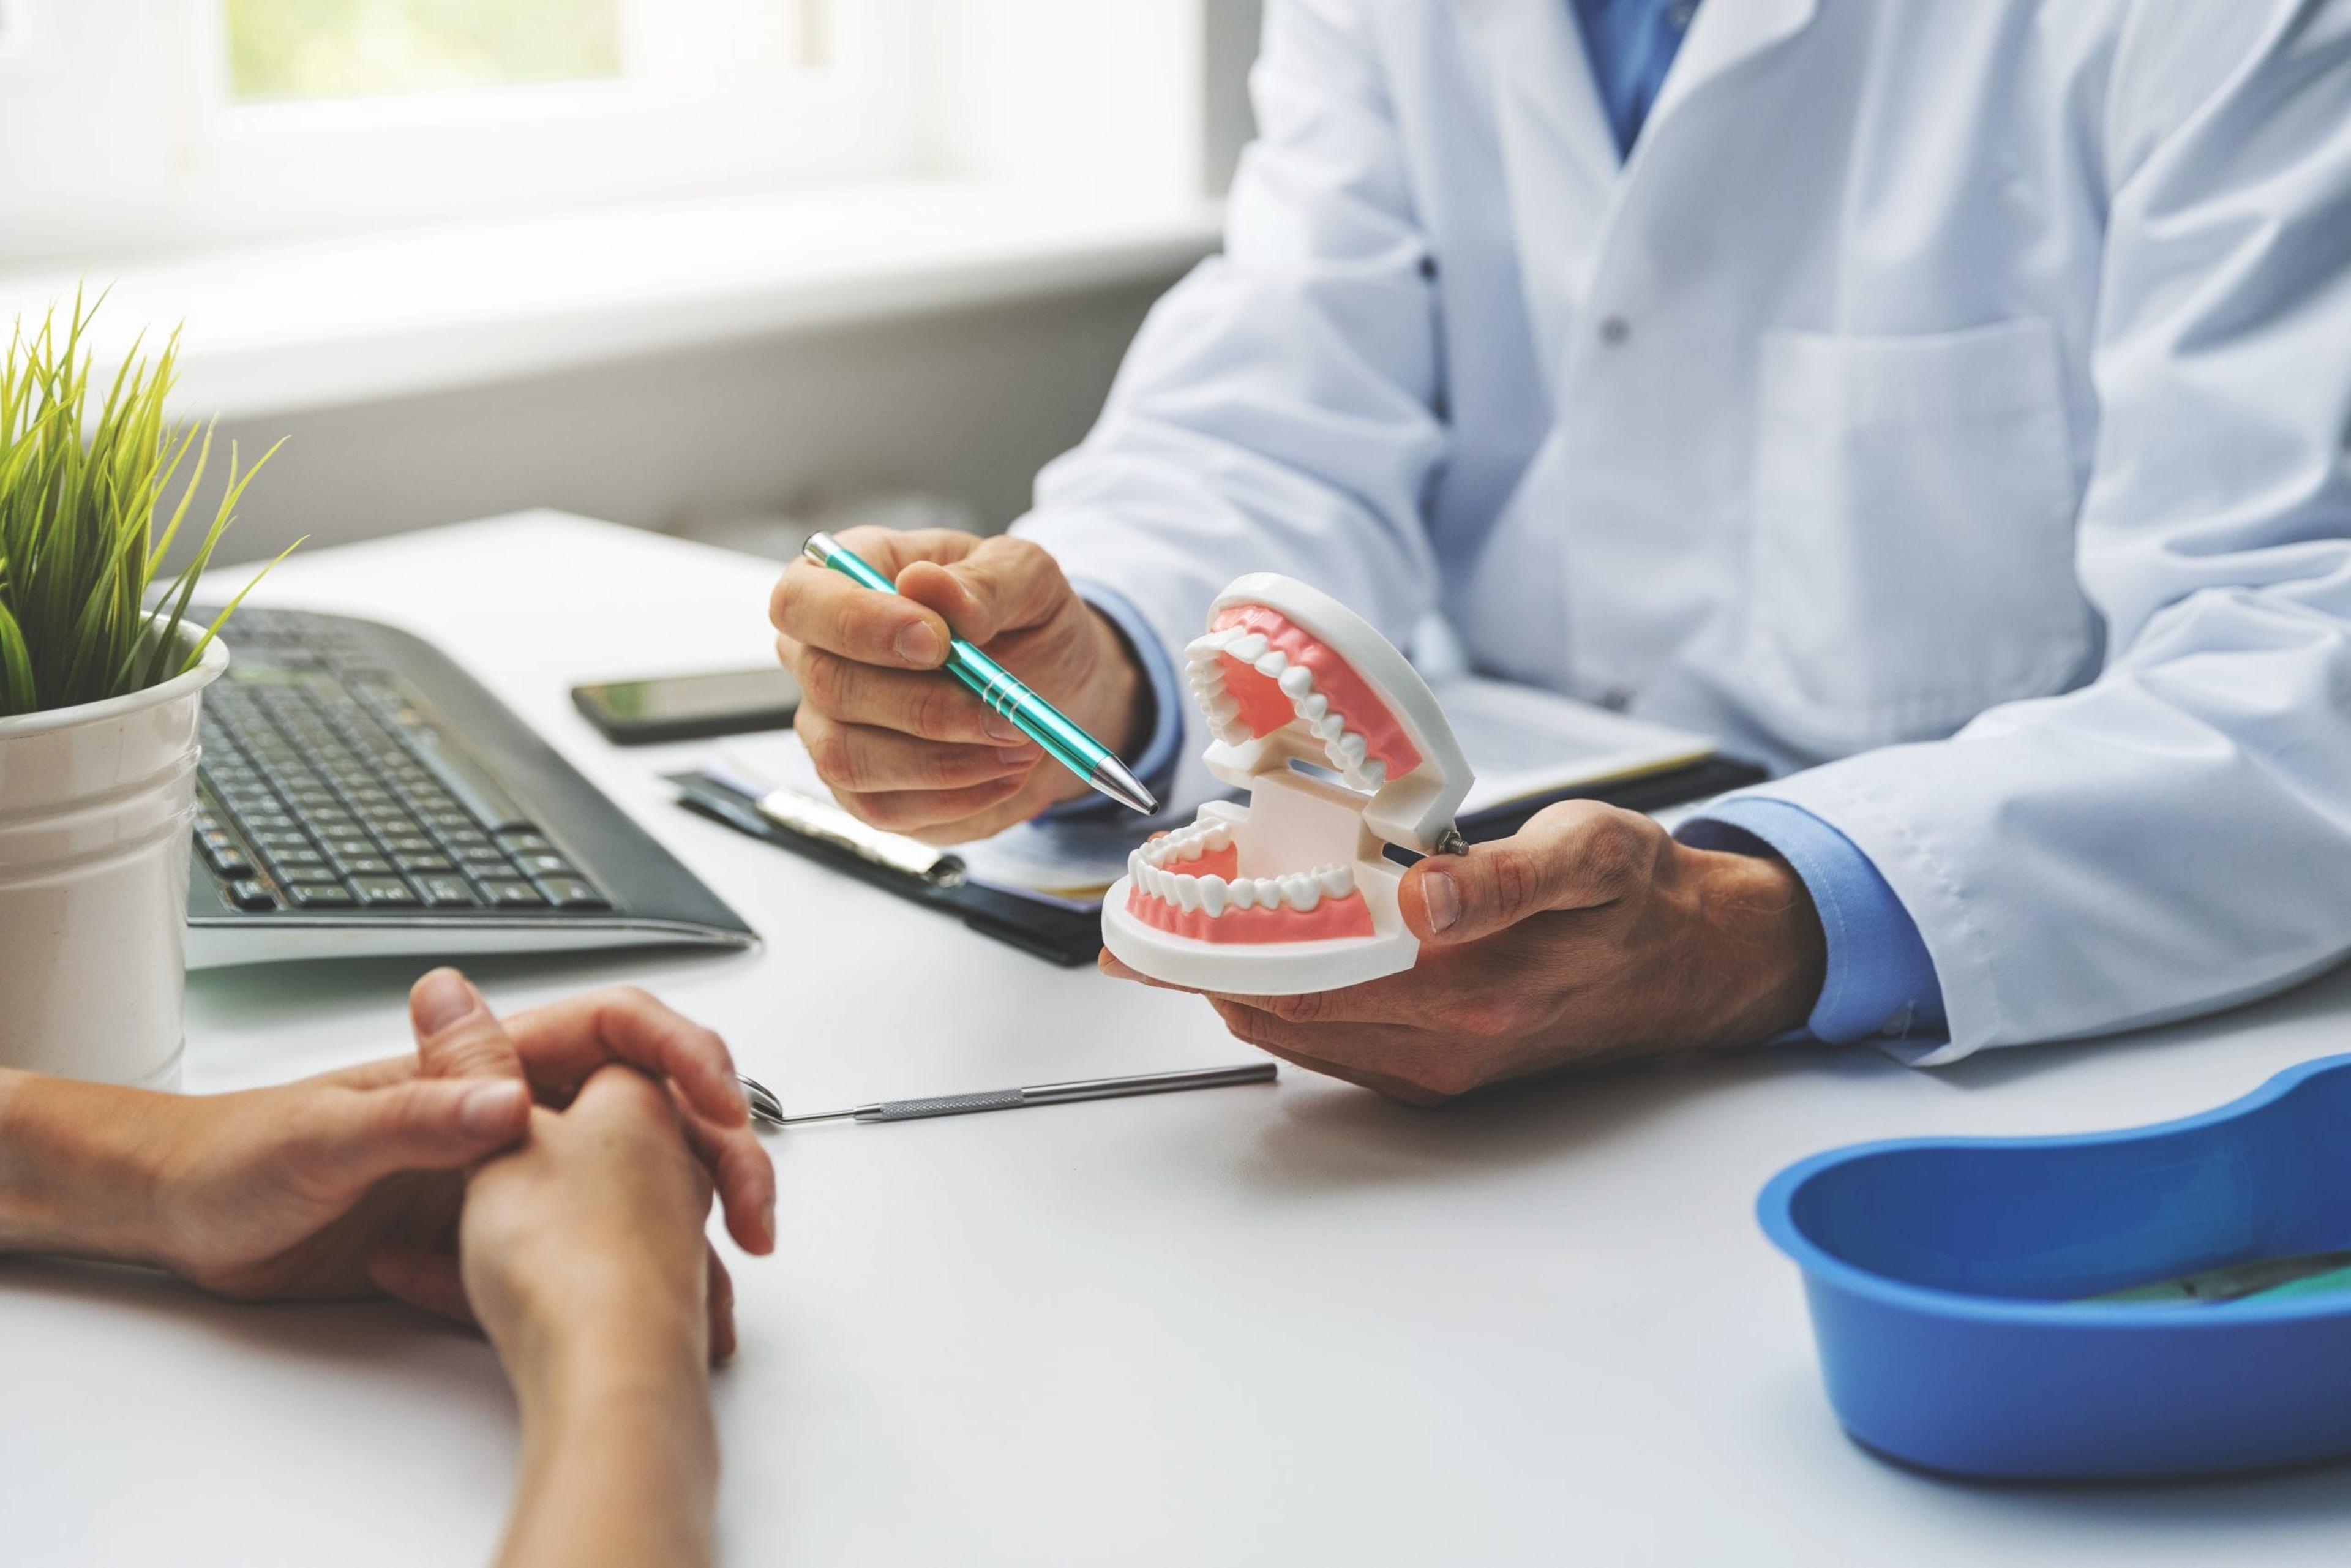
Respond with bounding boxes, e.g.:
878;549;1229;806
498;1330;718;1568
0;1070;164;1265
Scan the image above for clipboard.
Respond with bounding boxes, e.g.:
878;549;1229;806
667;771;1104;964
666;752;1769;969
1454;753;1768;842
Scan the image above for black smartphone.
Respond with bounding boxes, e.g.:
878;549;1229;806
571;667;802;746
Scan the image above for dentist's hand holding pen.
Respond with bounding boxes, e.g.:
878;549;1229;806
769;527;1154;842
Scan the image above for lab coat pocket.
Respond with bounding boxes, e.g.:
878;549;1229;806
1745;318;2091;754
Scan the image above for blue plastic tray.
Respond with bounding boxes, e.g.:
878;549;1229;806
1758;1054;2351;1480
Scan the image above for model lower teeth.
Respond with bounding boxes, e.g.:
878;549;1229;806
1125;828;1358;915
1123;817;1375;944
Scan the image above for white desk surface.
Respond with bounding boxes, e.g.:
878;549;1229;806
7;512;2351;1566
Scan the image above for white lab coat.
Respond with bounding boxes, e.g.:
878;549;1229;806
1014;0;2351;1063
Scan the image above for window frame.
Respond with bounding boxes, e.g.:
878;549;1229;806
0;0;920;263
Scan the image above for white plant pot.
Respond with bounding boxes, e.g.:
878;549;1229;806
0;631;228;1088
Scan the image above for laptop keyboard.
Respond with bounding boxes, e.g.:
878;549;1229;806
196;610;612;916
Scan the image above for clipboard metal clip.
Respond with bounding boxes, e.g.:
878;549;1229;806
754;786;967;888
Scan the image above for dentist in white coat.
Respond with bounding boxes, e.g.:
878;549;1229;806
771;0;2351;1099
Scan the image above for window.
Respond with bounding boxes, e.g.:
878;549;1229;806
217;0;832;104
0;0;909;262
223;0;630;103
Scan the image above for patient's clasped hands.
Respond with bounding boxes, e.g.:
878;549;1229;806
0;970;772;1346
0;969;770;1567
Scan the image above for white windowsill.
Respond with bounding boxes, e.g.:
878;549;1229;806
0;181;1223;421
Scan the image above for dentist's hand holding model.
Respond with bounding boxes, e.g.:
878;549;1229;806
774;0;2351;1098
770;528;1830;1103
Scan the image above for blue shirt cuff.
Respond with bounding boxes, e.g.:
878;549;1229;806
1035;581;1182;822
1677;798;1948;1046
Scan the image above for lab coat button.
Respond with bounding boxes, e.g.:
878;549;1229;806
1599;686;1633;711
1599;315;1631;346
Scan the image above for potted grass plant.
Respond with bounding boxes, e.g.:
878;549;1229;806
0;294;288;1086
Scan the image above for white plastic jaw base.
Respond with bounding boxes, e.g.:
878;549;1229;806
1102;574;1476;997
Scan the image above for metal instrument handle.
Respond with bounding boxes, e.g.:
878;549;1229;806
1020;1063;1277;1105
860;1087;1027;1122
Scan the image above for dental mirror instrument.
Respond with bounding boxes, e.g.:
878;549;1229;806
736;1062;1275;1129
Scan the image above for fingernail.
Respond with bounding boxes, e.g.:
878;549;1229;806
413;969;481;1034
894;623;942;664
1423;871;1461;934
459;1079;526;1137
997;745;1037;765
982;710;1020;742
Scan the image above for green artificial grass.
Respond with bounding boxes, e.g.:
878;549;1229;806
0;291;294;719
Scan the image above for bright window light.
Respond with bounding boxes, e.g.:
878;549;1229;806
0;0;1221;266
220;0;831;105
223;0;626;102
0;0;898;259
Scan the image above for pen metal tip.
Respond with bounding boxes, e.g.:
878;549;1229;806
1090;755;1158;816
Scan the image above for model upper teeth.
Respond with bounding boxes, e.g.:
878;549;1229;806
1128;823;1357;915
1182;625;1392;790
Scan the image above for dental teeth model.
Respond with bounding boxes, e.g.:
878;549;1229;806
1101;574;1474;994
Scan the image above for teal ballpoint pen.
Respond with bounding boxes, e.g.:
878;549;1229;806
801;532;1158;815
